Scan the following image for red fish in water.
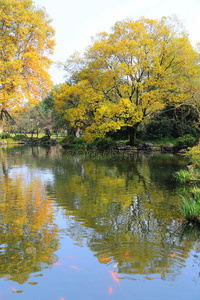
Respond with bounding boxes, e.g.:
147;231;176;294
108;287;113;295
176;219;182;222
109;271;120;284
169;254;177;257
100;257;112;262
70;265;80;270
43;256;52;260
61;297;65;300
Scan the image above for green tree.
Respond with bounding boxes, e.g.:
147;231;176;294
43;86;70;137
11;104;52;137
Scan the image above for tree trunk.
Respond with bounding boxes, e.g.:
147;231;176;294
193;133;200;146
69;127;76;137
0;109;5;134
129;123;140;146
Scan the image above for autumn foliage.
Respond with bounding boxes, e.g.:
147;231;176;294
54;17;199;145
0;0;55;129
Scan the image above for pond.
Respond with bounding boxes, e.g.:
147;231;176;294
0;145;200;300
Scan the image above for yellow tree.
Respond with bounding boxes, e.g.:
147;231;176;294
55;17;199;145
182;42;200;144
0;0;55;133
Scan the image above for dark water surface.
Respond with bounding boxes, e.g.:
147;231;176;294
0;145;200;300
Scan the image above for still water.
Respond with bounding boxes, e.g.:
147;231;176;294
0;145;200;300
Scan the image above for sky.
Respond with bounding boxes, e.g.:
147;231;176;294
34;0;200;85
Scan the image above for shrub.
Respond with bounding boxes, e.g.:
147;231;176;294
74;137;87;147
40;135;50;142
29;137;39;142
91;137;117;149
60;135;75;146
12;134;26;141
175;134;195;148
0;132;10;139
185;145;200;168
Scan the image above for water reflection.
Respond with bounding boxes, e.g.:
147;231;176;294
52;152;194;280
0;149;60;283
0;146;199;288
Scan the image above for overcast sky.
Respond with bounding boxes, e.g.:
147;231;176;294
34;0;200;84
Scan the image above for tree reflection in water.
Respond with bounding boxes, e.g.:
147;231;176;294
53;154;198;280
0;146;199;287
0;155;60;284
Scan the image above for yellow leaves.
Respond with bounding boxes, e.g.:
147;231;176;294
0;0;55;110
54;16;199;143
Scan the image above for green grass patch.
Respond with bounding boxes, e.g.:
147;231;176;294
174;168;200;184
149;137;177;147
60;136;87;148
179;191;200;222
174;169;193;183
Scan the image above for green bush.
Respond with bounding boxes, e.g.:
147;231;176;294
0;132;10;139
185;145;200;168
29;137;39;142
40;135;50;142
175;134;195;148
60;135;75;146
146;118;175;139
12;134;26;141
92;137;117;149
74;137;87;147
137;104;199;141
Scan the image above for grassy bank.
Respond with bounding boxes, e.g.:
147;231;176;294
174;145;200;223
59;133;196;150
0;133;54;144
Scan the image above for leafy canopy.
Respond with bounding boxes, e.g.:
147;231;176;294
54;16;199;144
0;0;55;111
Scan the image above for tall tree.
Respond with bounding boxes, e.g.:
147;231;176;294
43;86;71;136
0;0;55;133
55;17;199;145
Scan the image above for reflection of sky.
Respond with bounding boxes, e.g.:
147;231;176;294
8;165;55;186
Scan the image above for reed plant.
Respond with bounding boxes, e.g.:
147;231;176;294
174;169;192;183
174;169;200;183
179;190;200;222
175;145;200;222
